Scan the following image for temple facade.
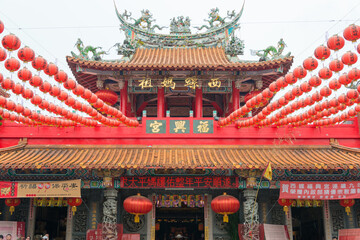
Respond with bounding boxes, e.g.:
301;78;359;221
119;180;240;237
1;3;360;240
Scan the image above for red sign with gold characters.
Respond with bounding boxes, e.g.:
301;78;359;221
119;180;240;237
280;181;360;200
120;176;238;189
0;179;81;198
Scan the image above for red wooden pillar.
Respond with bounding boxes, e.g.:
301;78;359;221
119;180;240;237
157;87;165;117
232;81;240;111
120;81;128;114
195;87;203;118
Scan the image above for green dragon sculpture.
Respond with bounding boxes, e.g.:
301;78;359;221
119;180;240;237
254;38;291;61
195;8;236;31
128;9;165;33
71;38;107;61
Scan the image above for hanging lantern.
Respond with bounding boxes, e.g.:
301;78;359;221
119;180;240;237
1;77;14;91
339;199;355;215
12;83;24;95
291;86;302;97
339;73;352;85
276;77;288;89
269;82;280;93
82;89;92;100
329;59;344;73
124;193;153;223
0;20;3;34
54;70;68;83
284;73;297;85
0;47;7;61
327;35;345;51
2;34;21;51
357;43;360;54
50;86;61;97
293;66;307;79
57;91;68;102
17;67;32;82
73;84;85;96
347;89;359;100
18;46;35;63
64;78;77;90
211;193;240;223
5;198;21;215
312;92;323;102
22;89;33;100
67;198;82;215
343;24;360;42
348;68;360;81
44;63;59;76
314;45;330;60
320;86;332;97
300;82;312;93
278;199;293;213
244;90;261;103
40;81;52;93
318;68;333;80
341;51;358;66
308;76;322;87
329;79;341;91
4;57;20;72
303;57;318;71
30;75;43;88
95;89;118;106
31;56;47;71
30;95;42;106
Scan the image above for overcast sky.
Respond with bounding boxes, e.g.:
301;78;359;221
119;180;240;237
0;0;359;75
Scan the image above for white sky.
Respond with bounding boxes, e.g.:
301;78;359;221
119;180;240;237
0;0;359;74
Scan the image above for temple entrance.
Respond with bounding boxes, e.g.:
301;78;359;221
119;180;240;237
156;207;204;240
291;207;324;240
35;207;67;240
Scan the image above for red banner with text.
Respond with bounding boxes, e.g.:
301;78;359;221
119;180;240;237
280;181;360;200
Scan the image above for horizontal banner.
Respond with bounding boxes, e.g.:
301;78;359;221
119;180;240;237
120;176;238;189
0;179;81;198
280;181;360;200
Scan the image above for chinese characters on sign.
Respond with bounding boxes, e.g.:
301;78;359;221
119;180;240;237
280;181;360;200
120;177;238;189
137;77;223;90
170;120;190;134
138;77;153;89
156;194;204;208
193;120;213;134
0;179;81;198
161;77;176;89
146;120;166;134
185;76;199;89
146;120;214;134
208;78;221;88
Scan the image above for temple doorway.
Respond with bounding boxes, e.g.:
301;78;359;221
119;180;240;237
35;206;67;240
291;207;324;240
156;207;204;240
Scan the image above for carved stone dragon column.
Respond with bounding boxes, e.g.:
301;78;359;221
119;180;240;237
102;189;118;240
243;189;259;240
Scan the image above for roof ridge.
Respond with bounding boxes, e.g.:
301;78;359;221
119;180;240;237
0;138;27;153
330;138;360;153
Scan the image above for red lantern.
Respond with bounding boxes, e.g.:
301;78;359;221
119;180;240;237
343;24;360;42
339;199;355;215
54;70;68;83
291;86;302;97
314;45;330;60
284;73;297;85
30;75;43;88
347;89;359;100
303;57;318;71
30;95;42;106
348;68;360;81
293;66;307;79
2;34;21;51
357;43;360;54
95;89;119;106
40;81;52;93
312;92;323;102
339;73;352;85
327;35;345;51
329;59;344;72
320;86;332;97
1;77;14;91
22;88;33;99
276;77;288;89
67;198;82;215
341;51;358;66
31;56;47;71
0;48;7;61
12;83;23;95
284;91;295;101
57;91;68;102
50;86;61;97
300;82;312;93
329;79;341;91
318;68;333;80
124;193;153;223
17;67;32;82
18;46;35;63
64;78;77;90
244;90;261;103
65;97;76;107
5;57;20;72
73;84;85;96
44;63;59;76
0;20;3;34
211;193;240;222
308;76;322;87
82;89;92;100
5;198;21;215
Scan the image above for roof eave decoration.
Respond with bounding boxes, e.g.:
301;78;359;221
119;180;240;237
114;0;245;57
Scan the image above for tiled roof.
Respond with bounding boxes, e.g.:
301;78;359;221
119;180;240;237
67;47;293;71
0;144;359;170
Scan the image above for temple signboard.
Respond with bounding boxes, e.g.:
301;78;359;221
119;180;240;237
120;176;238;189
146;120;214;134
280;181;360;200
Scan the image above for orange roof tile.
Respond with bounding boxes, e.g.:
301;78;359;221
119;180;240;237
0;144;359;170
67;47;293;71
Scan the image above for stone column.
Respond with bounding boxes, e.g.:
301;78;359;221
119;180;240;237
243;190;259;240
285;206;293;240
204;194;213;240
102;189;118;240
26;199;36;238
147;194;156;240
65;205;74;240
323;200;333;240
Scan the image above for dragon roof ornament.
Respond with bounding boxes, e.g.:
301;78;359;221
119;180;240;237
114;0;245;57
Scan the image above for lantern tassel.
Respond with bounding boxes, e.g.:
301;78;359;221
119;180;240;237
283;206;289;213
135;214;140;223
9;206;14;215
223;214;229;223
72;206;77;216
345;206;351;216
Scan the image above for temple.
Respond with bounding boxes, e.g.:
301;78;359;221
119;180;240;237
1;2;360;240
